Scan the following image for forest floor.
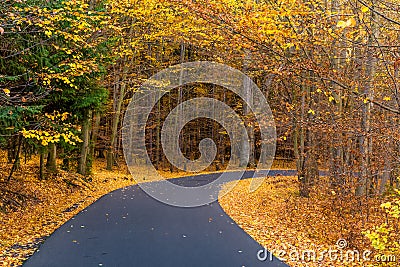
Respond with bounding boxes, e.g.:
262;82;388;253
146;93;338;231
0;156;208;266
219;176;398;267
0;158;140;266
2;156;394;267
0;156;268;267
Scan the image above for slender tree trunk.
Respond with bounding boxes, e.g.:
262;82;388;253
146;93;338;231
298;81;309;197
379;156;391;194
356;3;377;196
7;136;19;164
240;51;255;167
46;142;57;172
7;135;22;181
155;96;161;169
107;72;126;170
171;42;185;171
107;19;136;170
89;111;101;162
39;147;46;180
78;109;92;175
298;69;318;197
293;118;300;171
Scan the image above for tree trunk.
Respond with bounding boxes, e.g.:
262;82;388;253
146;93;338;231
107;19;136;170
39;147;46;180
7;136;18;164
298;68;318;197
356;3;377;196
78;109;92;175
89;111;101;163
240;51;255;167
46;142;57;172
379;158;391;194
7;135;22;181
107;70;126;170
298;81;308;197
329;0;345;187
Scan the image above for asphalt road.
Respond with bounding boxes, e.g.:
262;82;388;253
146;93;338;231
23;170;294;267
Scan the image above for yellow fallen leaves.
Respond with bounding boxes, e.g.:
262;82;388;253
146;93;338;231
219;176;391;267
0;159;136;267
0;156;217;266
337;18;357;28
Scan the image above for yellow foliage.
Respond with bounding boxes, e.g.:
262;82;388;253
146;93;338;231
21;112;82;147
361;6;369;13
9;0;106;90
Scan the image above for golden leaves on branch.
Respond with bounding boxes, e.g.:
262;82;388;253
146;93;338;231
5;0;106;90
21;112;82;147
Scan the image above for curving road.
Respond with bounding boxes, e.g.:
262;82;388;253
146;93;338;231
23;170;295;267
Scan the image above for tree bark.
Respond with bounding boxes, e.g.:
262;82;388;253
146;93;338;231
89;111;101;162
7;135;22;181
107;18;136;170
356;3;378;196
46;142;57;172
39;147;46;180
78;109;92;175
240;51;255;167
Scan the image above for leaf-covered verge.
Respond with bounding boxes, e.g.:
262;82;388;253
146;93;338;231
0;154;295;266
0;156;194;267
0;159;133;266
219;177;400;267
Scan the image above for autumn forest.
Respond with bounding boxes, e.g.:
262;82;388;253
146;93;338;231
1;0;400;266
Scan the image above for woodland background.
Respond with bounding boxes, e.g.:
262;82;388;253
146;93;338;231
1;0;400;266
